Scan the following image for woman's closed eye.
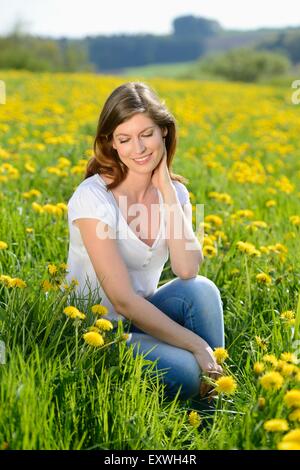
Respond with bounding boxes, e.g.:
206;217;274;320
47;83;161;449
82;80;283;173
119;133;153;144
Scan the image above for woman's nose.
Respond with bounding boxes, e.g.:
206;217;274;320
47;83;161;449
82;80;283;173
132;138;146;154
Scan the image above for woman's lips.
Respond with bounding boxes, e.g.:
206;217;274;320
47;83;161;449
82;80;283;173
133;153;153;165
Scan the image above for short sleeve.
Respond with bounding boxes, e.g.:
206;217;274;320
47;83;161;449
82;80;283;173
172;181;190;206
68;185;116;229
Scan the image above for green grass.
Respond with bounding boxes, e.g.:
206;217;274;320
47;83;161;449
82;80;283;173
0;70;300;450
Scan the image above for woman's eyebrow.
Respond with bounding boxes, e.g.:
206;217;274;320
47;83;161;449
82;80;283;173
116;126;155;137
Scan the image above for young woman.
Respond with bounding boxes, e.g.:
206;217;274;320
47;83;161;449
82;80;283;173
65;81;225;403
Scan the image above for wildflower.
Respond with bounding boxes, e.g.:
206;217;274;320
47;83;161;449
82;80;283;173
280;310;295;326
255;336;268;350
258;397;266;409
26;228;34;233
63;306;86;320
281;364;296;377
249;220;268;229
263;354;278;367
235;209;254;219
277;441;300;450
263;419;289;432
288;409;300;422
41;280;53;292
0;241;8;250
265;200;276;208
214;376;237;395
236;241;261;257
253;362;265;375
289;215;300;226
256;273;272;285
260;371;283;391
47;264;58;275
281;352;297;364
280;310;295;320
9;278;27;288
278;428;300;450
204;215;223;227
284;390;300;408
229;268;240;277
95;318;114;331
91;304;109;316
59;262;69;270
203;245;217;257
83;331;104;347
213;347;229;364
188;411;201;428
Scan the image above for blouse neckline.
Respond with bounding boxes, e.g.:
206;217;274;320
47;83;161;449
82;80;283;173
96;173;163;250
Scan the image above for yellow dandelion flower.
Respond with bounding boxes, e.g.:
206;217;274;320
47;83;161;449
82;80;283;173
83;331;104;347
213;347;229;364
280;311;295;320
188;411;201;428
284;390;300;408
263;419;289;432
204;215;223;227
281;429;300;443
277;441;300;450
95;318;114;331
47;264;58;275
281;352;297;364
0;241;8;250
41;279;53;291
289;215;300;226
59;263;69;270
203;245;217;258
256;273;272;285
91;304;109;316
266;200;276;208
263;354;278;367
214;376;237;395
8;278;27;288
253;362;265;375
236;241;261;257
229;268;240;277
63;306;86;320
260;371;284;391
288;409;300;422
255;336;268;350
281;364;296;377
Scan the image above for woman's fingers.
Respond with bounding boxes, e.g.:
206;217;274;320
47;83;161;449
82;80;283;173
199;367;223;398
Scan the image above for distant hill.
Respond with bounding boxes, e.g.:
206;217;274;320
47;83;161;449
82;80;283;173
83;19;300;72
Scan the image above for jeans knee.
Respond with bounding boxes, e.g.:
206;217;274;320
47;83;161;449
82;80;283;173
177;275;222;306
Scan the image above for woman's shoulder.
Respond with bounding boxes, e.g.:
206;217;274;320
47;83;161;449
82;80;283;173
69;174;109;202
67;174;116;227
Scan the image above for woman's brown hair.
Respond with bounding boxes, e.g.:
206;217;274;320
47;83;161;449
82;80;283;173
84;81;188;191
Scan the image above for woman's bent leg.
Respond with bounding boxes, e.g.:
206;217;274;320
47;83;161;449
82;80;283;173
124;274;225;401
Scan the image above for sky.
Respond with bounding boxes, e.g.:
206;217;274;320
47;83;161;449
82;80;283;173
1;0;299;38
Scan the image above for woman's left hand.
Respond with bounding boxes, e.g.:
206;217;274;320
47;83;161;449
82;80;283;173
151;142;172;192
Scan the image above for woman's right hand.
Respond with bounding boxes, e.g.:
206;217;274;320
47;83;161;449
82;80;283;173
193;341;223;399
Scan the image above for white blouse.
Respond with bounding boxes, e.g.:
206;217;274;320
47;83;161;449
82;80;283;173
64;173;190;322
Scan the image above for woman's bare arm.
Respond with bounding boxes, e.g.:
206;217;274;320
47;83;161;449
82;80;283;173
75;217;209;356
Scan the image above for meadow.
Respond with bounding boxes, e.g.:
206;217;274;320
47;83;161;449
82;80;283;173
0;71;300;450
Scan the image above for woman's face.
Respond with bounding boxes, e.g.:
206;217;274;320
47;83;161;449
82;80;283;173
112;113;167;173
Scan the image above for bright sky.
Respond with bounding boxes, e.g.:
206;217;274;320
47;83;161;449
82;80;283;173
1;0;299;38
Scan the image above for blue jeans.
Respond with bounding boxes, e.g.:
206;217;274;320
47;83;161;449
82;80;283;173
123;275;225;402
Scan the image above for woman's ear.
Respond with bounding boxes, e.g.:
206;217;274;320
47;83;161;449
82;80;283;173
162;127;168;138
